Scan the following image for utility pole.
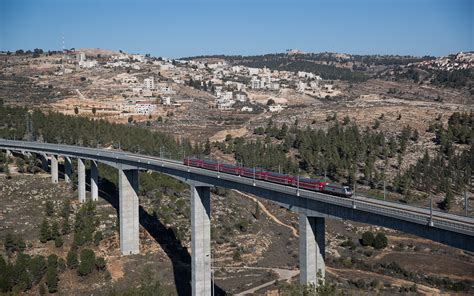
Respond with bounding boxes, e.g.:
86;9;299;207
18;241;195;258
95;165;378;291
352;179;356;209
465;189;468;217
253;167;256;186
466;174;473;217
383;180;386;201
296;168;300;196
429;194;434;226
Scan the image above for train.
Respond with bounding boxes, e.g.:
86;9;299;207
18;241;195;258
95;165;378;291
183;157;353;198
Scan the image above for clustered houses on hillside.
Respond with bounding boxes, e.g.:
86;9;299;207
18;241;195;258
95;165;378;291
416;52;474;71
180;58;333;111
60;49;336;114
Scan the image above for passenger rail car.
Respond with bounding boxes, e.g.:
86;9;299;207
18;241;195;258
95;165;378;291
183;157;353;198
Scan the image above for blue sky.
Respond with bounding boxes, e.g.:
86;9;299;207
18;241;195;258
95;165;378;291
1;0;472;58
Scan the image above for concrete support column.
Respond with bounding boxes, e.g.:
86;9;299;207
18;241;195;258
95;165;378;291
6;149;12;158
299;214;325;286
78;158;86;203
50;155;58;183
118;168;139;255
91;160;98;201
191;185;211;296
64;157;72;183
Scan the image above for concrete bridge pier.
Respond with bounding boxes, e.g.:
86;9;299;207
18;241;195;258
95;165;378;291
91;160;98;201
64;156;72;183
299;214;325;286
118;167;139;255
50;155;58;183
78;158;86;203
191;184;212;296
6;149;12;158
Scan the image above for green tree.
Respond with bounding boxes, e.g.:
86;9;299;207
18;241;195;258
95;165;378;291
77;249;95;276
61;199;71;218
54;236;63;248
40;219;51;243
92;107;96;115
343;115;350;125
45;200;54;217
66;248;78;269
440;185;454;211
62;217;71;235
254;202;261;220
203;138;211;155
361;231;375;247
373;232;388;249
16;158;26;173
51;221;60;239
74;107;79;115
45;267;58;293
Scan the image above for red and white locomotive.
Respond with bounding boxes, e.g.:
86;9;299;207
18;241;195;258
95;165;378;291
183;157;353;198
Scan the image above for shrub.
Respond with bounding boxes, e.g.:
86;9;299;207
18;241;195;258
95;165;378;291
54;236;63;248
340;239;357;250
361;231;375;246
93;231;103;246
373;233;388;249
95;257;106;271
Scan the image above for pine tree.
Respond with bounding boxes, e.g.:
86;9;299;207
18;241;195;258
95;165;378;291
254;202;261;220
51;221;60;240
45;200;54;217
62;217;71;235
40;219;51;243
46;267;58;293
77;249;95;276
66;248;78;269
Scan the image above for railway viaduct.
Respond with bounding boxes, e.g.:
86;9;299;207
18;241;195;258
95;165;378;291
1;139;473;296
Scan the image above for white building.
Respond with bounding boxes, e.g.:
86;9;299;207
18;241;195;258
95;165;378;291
298;71;316;79
269;104;286;112
232;66;242;73
160;85;174;94
161;96;171;105
132;54;146;62
297;81;307;93
223;91;233;100
143;77;155;89
79;60;98;68
310;81;320;90
117;73;139;85
78;52;86;62
236;93;247;102
250;77;262;89
248;67;260;75
241;106;253;112
135;102;156;114
142;89;153;97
